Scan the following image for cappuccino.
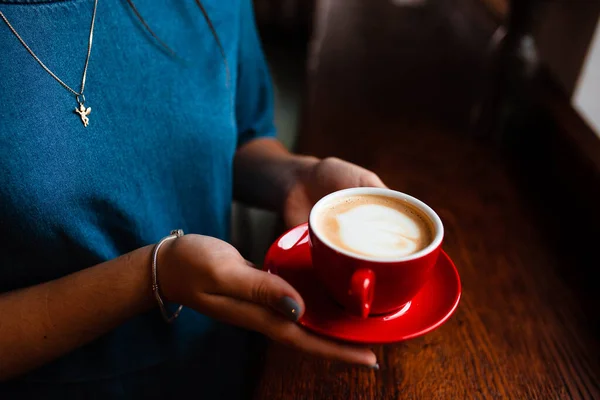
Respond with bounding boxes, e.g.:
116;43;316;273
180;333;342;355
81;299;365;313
313;194;434;259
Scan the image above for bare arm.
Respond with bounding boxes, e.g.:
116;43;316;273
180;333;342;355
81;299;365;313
0;234;377;382
233;137;318;212
0;245;157;381
233;138;386;227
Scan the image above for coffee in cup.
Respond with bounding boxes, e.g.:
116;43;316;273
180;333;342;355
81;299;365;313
309;188;444;318
312;194;434;260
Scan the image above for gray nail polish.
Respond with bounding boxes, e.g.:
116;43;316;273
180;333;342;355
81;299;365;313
368;363;380;370
278;296;301;322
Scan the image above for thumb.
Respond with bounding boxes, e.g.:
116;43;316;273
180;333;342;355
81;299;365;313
216;260;306;322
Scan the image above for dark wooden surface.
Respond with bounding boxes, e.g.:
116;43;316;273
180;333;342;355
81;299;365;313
253;0;600;398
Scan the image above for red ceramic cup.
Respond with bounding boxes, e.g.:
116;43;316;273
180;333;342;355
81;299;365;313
308;187;444;318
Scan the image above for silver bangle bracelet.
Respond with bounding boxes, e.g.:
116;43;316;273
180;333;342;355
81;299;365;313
151;229;184;323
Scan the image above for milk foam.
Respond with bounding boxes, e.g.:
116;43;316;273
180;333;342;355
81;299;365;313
336;204;421;257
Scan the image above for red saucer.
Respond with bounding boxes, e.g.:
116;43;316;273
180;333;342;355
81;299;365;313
264;223;461;344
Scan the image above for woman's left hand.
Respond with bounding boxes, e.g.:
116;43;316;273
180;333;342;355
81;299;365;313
283;157;387;228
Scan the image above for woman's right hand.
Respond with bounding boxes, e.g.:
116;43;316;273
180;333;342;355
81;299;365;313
158;234;378;368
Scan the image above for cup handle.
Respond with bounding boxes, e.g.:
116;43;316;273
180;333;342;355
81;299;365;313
349;268;375;318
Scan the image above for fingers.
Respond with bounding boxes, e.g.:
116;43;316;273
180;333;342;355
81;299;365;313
359;171;388;189
317;157;388;191
194;293;377;367
270;320;378;367
212;260;306;321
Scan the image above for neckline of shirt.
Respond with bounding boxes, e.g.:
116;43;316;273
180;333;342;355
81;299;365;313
0;0;83;5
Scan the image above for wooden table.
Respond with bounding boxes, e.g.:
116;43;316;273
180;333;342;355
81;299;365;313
253;0;600;398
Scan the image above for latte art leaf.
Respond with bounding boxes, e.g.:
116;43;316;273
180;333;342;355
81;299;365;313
336;204;422;257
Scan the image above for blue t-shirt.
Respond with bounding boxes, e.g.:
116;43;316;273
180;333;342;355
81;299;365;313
0;0;275;386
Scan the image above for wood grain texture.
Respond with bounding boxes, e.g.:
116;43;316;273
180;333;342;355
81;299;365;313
253;0;600;398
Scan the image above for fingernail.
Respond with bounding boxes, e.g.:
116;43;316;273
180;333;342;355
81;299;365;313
368;363;380;370
277;296;301;322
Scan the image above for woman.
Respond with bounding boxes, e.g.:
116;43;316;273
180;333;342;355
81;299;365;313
0;0;383;397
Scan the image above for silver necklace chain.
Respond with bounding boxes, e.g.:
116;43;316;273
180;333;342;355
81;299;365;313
0;0;99;127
